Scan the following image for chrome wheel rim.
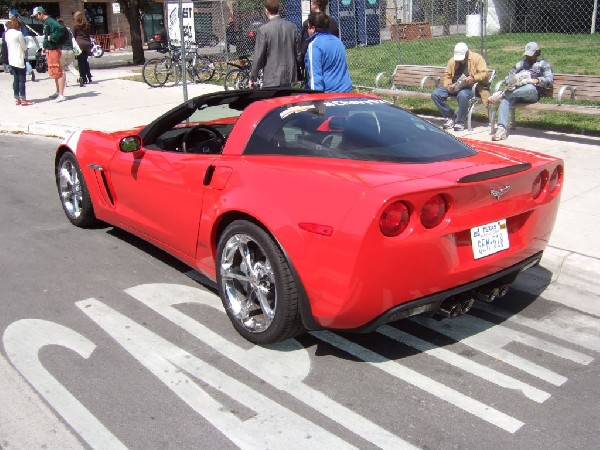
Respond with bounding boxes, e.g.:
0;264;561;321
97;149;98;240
220;233;276;333
58;159;83;219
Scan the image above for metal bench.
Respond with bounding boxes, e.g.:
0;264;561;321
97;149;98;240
490;73;600;133
372;64;495;131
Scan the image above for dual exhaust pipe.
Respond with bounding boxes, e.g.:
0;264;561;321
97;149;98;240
437;283;512;319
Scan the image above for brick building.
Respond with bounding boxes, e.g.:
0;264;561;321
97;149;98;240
12;1;163;50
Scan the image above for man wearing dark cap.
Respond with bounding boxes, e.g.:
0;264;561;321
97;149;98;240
32;6;67;102
431;42;489;131
490;42;554;141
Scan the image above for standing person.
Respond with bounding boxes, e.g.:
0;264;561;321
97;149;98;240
431;42;489;132
8;9;36;81
297;0;339;81
304;12;352;93
5;18;33;105
57;18;80;86
72;11;92;85
32;6;67;102
249;0;298;88
490;42;554;141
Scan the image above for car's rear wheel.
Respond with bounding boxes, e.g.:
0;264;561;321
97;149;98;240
56;152;98;227
216;221;304;344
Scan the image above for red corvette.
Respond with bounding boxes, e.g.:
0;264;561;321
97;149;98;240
55;89;563;344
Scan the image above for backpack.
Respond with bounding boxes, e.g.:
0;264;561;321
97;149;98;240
56;24;68;46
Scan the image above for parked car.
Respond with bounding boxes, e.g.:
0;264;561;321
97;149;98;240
0;18;44;71
148;28;219;52
147;28;168;52
196;32;219;48
55;89;563;345
226;16;265;55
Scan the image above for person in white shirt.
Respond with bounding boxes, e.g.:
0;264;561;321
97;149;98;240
5;17;33;105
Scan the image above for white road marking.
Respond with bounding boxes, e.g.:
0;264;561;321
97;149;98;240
475;303;600;353
3;319;127;449
77;297;357;449
125;283;416;449
0;352;85;449
311;330;524;433
378;325;551;403
413;315;569;386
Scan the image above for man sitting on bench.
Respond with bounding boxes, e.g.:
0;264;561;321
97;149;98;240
490;42;554;141
431;42;489;132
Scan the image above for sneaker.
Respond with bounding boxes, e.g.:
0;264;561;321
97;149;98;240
492;125;508;141
454;123;465;131
48;92;59;99
54;95;66;103
442;118;455;129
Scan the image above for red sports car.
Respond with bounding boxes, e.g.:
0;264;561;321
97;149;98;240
55;89;563;344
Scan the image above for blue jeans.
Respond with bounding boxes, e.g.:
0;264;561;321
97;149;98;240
10;66;26;100
496;84;539;129
431;87;473;124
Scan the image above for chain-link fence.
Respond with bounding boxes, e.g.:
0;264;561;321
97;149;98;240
158;1;599;87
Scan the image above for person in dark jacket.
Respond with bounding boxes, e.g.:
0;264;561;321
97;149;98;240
32;6;67;102
249;0;298;88
304;12;352;93
297;0;339;81
72;11;93;85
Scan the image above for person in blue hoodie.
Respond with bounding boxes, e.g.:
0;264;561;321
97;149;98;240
304;11;352;93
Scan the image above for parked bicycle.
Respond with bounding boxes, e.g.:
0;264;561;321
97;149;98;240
223;56;263;90
142;42;216;88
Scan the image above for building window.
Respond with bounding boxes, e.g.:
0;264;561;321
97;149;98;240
85;3;108;35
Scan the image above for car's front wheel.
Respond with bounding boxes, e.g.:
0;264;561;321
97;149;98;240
56;152;98;227
216;220;304;344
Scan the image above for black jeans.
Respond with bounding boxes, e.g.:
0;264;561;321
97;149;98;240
76;50;92;82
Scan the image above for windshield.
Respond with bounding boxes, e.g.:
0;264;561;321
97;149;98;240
244;98;476;163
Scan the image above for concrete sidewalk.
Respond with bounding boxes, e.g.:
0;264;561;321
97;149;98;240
1;66;599;315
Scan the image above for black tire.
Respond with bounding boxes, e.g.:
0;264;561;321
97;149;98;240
142;58;165;87
56;152;98;228
191;55;215;83
216;220;304;344
223;68;249;90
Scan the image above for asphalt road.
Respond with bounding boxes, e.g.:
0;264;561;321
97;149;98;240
1;134;599;449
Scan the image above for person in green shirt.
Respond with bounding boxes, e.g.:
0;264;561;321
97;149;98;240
31;6;67;102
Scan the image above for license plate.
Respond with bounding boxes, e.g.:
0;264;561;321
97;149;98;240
471;219;510;259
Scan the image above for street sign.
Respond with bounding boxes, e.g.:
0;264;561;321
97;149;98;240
112;3;121;14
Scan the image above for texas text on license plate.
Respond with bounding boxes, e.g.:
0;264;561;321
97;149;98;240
470;219;510;259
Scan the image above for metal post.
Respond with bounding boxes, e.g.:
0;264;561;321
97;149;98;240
178;0;188;102
592;0;598;34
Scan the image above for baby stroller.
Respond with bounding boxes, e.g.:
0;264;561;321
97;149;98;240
35;48;47;73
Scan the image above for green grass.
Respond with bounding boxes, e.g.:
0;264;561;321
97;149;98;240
345;33;600;135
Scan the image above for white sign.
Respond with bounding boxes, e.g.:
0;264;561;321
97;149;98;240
112;2;120;14
167;2;195;45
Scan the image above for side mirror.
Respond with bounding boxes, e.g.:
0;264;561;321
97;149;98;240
119;136;142;153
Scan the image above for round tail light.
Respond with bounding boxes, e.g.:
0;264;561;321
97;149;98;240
420;194;448;229
380;201;410;237
531;171;548;199
548;165;563;192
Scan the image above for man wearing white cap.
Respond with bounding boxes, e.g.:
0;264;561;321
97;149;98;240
490;42;554;141
431;42;490;131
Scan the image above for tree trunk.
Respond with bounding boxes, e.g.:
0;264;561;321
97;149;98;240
120;1;145;65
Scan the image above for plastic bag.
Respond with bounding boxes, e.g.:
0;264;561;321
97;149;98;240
72;37;82;56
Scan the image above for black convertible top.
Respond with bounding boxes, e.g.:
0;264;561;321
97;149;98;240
139;89;318;144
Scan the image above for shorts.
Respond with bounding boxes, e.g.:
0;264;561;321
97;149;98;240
47;49;63;79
